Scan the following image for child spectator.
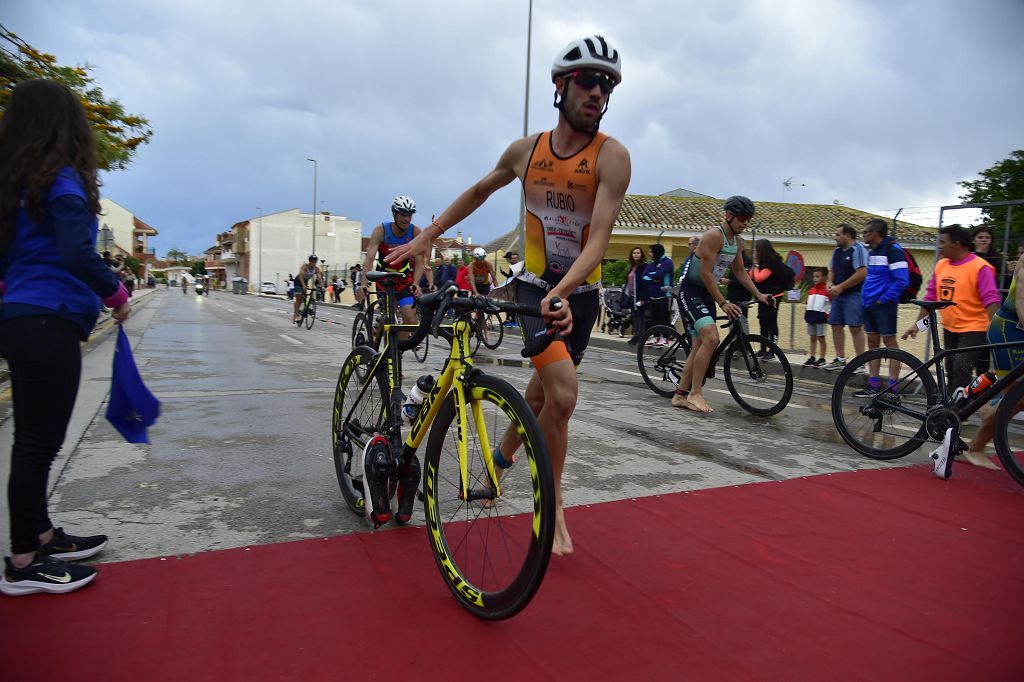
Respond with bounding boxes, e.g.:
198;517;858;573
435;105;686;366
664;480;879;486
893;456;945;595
804;268;830;367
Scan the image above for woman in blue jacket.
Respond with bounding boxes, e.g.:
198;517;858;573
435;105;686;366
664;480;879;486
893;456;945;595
0;79;132;596
641;243;674;346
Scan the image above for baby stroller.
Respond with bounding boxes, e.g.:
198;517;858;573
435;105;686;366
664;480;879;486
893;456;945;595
601;286;632;337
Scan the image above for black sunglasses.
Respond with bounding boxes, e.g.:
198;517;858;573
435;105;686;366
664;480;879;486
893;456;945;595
569;70;615;95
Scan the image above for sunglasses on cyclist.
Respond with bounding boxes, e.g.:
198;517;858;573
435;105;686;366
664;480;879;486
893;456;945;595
568;70;615;95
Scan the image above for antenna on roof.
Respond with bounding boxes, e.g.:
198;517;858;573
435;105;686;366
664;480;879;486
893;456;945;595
782;177;805;202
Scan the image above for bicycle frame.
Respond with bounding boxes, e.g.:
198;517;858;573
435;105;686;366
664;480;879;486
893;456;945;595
343;290;507;501
669;309;756;381
867;305;1024;425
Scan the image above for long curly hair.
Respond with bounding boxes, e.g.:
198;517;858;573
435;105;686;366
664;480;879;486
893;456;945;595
0;79;101;251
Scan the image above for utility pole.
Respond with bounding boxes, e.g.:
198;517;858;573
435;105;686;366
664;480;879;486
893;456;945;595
517;0;533;254
307;158;318;255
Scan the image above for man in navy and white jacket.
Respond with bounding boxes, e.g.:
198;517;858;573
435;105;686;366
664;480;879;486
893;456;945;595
858;218;910;396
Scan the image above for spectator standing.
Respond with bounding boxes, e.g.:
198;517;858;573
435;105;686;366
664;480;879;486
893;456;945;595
0;79;132;596
435;256;457;287
750;239;790;358
804;268;830;366
641;243;673;346
855;218;910;397
824;224;869;370
723;250;754;310
972;226;1004;289
455;258;471;291
901;224;999;392
624;246;647;344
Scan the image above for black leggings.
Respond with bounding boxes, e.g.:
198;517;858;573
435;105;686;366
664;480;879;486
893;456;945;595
1;315;83;554
757;298;780;344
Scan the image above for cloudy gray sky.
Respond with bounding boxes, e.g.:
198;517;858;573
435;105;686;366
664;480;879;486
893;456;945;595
8;0;1024;257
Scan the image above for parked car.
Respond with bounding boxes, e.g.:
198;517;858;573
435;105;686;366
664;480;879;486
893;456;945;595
259;281;278;295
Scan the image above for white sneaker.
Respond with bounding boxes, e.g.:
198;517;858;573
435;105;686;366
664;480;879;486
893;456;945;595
930;427;954;480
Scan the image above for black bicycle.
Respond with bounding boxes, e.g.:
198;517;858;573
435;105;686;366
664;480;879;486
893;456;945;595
831;299;1024;485
637;301;793;416
295;284;319;329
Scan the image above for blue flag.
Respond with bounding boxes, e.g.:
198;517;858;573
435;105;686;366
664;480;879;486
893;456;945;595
106;326;160;443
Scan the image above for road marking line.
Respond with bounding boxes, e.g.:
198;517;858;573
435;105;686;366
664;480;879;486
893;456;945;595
280;334;304;346
708;388;806;408
607;368;643;378
245;317;257;323
226;308;236;313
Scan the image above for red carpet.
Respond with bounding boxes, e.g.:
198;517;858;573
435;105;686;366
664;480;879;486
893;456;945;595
2;466;1022;681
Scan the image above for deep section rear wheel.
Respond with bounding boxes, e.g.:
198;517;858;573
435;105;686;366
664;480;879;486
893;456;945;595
830;348;937;460
422;373;554;620
332;347;390;516
723;335;792;416
993;378;1024;487
637;325;689;398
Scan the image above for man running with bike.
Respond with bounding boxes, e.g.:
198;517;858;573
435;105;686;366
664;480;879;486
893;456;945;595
386;35;631;555
672;196;771;413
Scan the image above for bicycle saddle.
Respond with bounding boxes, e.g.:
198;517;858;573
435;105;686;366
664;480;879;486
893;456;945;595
910;299;956;310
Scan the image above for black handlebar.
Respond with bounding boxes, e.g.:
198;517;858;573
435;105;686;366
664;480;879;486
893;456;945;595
399;281;563;358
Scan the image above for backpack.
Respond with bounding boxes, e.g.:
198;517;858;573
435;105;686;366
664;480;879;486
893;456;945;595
890;242;922;303
779;262;796;291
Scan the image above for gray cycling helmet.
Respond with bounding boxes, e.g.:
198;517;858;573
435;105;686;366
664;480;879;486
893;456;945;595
723;195;755;218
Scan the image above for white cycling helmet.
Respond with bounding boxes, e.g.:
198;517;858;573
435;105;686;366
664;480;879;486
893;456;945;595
472;247;486;259
551;35;622;85
391;195;416;215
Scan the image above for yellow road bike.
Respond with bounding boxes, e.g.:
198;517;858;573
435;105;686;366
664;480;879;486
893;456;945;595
331;273;560;619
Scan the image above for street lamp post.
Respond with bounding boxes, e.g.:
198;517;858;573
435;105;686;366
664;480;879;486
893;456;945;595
517;0;533;254
307;158;318;256
257;207;263;294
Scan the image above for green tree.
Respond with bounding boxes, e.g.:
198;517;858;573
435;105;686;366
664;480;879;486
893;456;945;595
123;255;142;278
602;259;628;286
190;261;207;277
164;248;188;263
0;24;152;170
958;150;1024;247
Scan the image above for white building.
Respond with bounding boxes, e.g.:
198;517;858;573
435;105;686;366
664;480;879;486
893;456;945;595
235;209;362;291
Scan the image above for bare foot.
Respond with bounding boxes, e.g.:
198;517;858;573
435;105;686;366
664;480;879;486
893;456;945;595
962;450;1000;470
685;393;713;413
671;393;694;409
552;506;574;556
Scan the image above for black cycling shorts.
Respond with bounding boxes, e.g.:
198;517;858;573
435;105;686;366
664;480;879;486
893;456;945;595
515;282;599;367
677;281;718;334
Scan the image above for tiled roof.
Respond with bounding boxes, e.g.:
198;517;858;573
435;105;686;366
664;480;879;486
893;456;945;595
616;195;935;243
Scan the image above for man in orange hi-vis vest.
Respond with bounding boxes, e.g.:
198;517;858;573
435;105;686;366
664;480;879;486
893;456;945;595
387;36;631;555
903;225;1000;458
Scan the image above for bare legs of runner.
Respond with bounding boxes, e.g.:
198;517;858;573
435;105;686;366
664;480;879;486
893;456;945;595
497;358;578;555
672;325;718;413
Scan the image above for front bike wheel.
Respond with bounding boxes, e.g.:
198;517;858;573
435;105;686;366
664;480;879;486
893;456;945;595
304;298;317;329
422;373;554;620
993;378;1024;487
352;312;374;349
723;335;792;416
413;335;429;363
332;347;390;516
637;325;690;398
831;348;937;460
480;313;504;350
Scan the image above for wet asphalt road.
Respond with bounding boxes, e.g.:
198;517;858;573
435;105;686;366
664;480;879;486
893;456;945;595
1;289;933;563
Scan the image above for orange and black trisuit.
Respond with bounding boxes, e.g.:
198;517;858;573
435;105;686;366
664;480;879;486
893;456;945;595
515;130;606;368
